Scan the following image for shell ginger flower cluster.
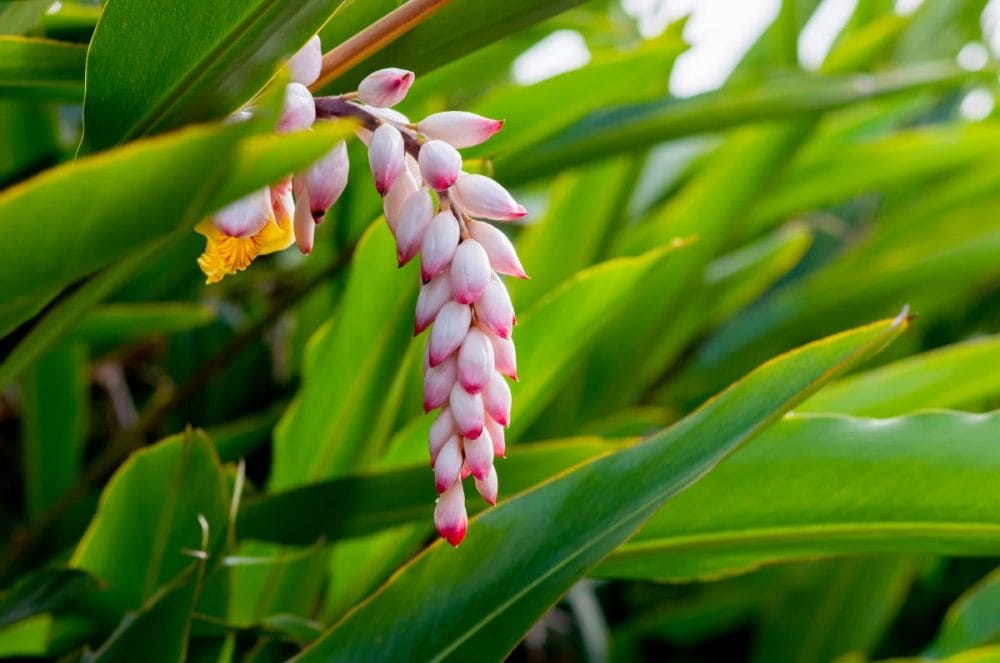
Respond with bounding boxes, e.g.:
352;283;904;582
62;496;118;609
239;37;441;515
197;36;528;547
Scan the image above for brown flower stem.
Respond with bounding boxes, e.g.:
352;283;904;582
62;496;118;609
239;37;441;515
312;0;453;90
315;96;424;155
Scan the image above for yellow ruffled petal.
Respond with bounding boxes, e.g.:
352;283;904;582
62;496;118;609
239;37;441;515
196;184;299;284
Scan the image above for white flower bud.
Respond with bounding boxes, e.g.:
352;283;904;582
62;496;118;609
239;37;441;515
383;170;418;234
418;140;462;191
289;35;322;86
434;479;467;547
368;124;405;195
485;416;506;458
457;328;494;394
415;272;452;335
293;188;315;254
428;300;472;366
483;371;511;426
394;187;434;266
474;464;498;505
434;436;463;493
474;276;515;339
487;331;517;380
467;219;526;278
277;83;315;133
429;408;456;465
463;429;494;481
211;188;272;238
303;140;349;220
454;174;527;221
418;111;504;148
450;239;491;304
357;67;415;108
424;355;457;412
450;382;484;439
420;211;460;283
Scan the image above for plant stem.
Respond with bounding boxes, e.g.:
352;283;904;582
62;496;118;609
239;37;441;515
312;0;453;90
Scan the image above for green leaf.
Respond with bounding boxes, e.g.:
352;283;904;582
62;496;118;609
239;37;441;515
495;64;980;184
927;566;1000;658
83;0;346;148
297;316;905;661
0;99;59;185
0;36;85;101
319;0;591;90
0;123;244;329
801;336;1000;416
0;119;349;344
84;562;205;663
19;344;88;520
69;432;229;633
750;557;919;663
599;410;1000;582
70;303;218;345
0;1;51;36
270;220;418;488
0;568;98;629
237;438;619;544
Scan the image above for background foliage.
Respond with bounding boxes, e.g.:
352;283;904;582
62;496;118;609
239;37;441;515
0;0;999;660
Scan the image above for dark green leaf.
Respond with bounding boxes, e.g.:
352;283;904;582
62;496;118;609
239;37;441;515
0;36;85;101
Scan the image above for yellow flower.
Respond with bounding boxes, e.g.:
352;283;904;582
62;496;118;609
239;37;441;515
196;184;295;284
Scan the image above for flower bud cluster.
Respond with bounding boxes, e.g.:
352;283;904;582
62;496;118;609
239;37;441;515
196;37;530;547
313;69;526;547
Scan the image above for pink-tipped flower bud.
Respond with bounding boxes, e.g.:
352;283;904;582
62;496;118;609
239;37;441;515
434;479;467;547
421;211;460;283
278;83;316;133
428;301;472;366
463;429;494;481
488;332;518;381
418;111;504;148
212;188;273;238
457;328;494;393
289;35;322;86
467;219;527;278
415;272;452;335
454;174;527;221
368;124;405;195
450;239;491;304
357;67;415;108
429;408;456;465
483;371;512;426
424;355;457;412
474;465;499;505
418;140;462;191
450;383;484;439
485;416;506;457
415;273;453;336
394;188;434;266
434;436;464;493
293;189;315;254
474;277;515;339
304;140;349;220
384;170;418;234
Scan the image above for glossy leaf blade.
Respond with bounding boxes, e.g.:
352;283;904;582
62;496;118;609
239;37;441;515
0;36;85;100
297;317;906;661
83;0;345;148
600;411;1000;581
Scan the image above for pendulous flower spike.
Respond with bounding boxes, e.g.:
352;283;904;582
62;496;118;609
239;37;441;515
394;188;434;266
414;272;453;335
449;383;484;439
463;428;494;480
428;301;472;366
474;465;499;505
